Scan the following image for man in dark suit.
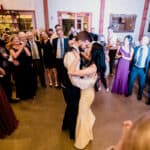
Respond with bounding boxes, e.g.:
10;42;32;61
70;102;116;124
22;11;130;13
52;25;69;87
126;35;150;101
26;31;46;91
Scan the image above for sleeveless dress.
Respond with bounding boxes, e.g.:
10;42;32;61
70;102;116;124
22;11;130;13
41;39;56;69
12;48;35;99
74;75;96;149
0;83;18;138
111;47;131;95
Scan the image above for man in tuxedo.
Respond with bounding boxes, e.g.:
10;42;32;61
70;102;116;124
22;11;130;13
52;25;69;87
126;35;150;101
26;31;46;91
63;31;92;140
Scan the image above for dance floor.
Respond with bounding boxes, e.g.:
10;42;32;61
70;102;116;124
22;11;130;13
0;84;149;150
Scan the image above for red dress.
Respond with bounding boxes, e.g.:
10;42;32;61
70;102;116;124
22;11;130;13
0;84;18;138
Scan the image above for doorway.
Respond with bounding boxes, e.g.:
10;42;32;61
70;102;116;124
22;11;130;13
58;11;92;35
62;19;74;36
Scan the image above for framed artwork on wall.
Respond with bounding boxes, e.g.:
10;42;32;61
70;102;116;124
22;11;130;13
109;14;137;32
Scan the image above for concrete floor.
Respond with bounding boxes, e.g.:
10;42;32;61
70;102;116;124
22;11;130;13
0;85;150;150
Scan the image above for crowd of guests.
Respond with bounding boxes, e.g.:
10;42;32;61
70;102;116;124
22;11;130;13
0;25;150;150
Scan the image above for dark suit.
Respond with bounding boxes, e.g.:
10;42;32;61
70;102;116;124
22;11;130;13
128;46;150;98
27;40;45;89
61;64;80;139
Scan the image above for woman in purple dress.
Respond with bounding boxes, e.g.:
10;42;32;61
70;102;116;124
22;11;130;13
0;67;18;138
111;35;134;95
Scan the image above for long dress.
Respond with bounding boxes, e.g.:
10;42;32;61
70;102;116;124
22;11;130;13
111;47;130;95
12;48;35;99
74;76;96;149
0;83;18;138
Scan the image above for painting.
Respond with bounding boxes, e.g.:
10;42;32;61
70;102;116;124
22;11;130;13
109;14;137;32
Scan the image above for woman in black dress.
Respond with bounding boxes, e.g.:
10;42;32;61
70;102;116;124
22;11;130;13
8;34;34;100
41;32;58;87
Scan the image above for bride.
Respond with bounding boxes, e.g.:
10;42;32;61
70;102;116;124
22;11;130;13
68;46;97;149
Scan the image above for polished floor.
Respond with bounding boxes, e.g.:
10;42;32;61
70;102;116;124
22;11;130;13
0;84;150;150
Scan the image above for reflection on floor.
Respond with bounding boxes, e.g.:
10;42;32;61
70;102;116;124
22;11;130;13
0;86;149;150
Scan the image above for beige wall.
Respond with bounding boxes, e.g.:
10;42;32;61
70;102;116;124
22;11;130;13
1;0;149;40
144;4;150;36
48;0;147;41
48;0;100;32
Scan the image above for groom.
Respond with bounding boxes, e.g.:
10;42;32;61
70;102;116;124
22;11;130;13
63;31;92;140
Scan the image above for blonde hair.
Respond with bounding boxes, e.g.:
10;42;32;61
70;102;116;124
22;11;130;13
6;34;19;50
122;113;150;150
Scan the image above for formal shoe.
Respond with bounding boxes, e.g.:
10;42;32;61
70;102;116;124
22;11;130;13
15;97;21;101
145;99;150;105
125;93;131;97
9;98;21;103
54;83;59;88
106;88;109;92
49;82;53;87
42;84;47;88
62;126;68;131
70;134;75;140
137;95;142;100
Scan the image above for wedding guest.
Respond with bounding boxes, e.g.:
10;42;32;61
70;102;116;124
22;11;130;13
107;26;118;76
146;82;150;105
111;35;134;95
0;67;18;138
107;113;150;150
41;32;58;87
9;34;34;100
99;35;110;91
68;25;78;40
0;43;12;101
47;28;57;43
52;25;69;87
26;31;46;90
87;42;107;92
126;35;150;100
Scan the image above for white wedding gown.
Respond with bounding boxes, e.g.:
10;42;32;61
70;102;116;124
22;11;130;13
74;76;96;149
